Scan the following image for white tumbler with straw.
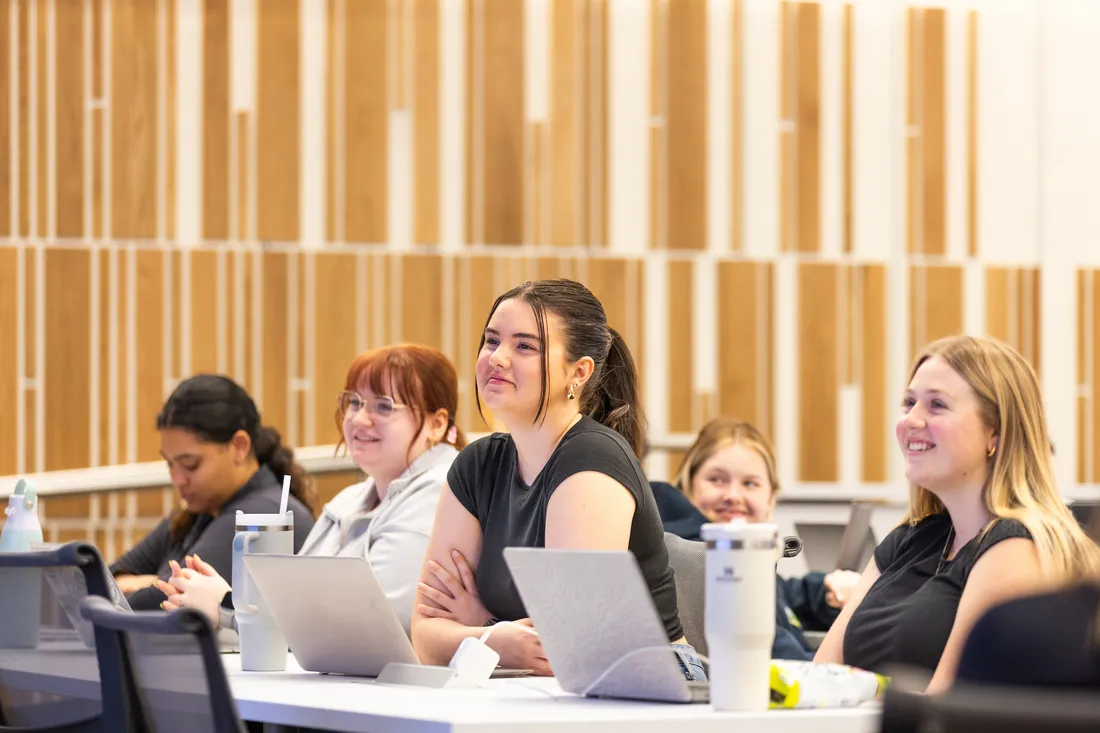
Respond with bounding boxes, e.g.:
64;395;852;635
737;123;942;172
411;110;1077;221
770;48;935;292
231;475;294;671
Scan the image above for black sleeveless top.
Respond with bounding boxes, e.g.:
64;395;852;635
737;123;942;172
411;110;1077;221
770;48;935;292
447;417;684;642
843;514;1031;673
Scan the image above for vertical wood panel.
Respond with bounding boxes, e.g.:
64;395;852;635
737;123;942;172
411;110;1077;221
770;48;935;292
257;0;299;242
313;252;359;444
666;0;705;249
464;255;498;432
649;0;664;250
23;249;35;469
401;254;444;348
549;0;579;246
36;0;46;236
795;0;819;253
344;0;387;243
261;252;289;433
985;267;1009;344
17;2;29;236
414;0;440;245
56;0;84;238
171;250;183;378
1093;271;1100;482
585;0;609;248
188;251;218;372
481;0;523;245
912;265;963;351
860;265;887;481
779;1;794;253
97;250;110;465
91;107;104;238
325;0;338;241
730;0;742;252
111;0;158;239
44;249;91;470
842;4;852;254
798;263;837;481
226;251;253;387
135;250;164;461
667;261;693;431
906;8;919;255
236;113;248;240
0;249;17;474
0;1;9;237
1019;268;1041;375
164;0;176;239
203;0;228;240
585;258;629;339
717;262;764;425
922;8;946;256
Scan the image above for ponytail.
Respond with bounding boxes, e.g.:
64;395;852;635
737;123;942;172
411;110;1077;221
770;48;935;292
253;425;318;517
580;327;648;459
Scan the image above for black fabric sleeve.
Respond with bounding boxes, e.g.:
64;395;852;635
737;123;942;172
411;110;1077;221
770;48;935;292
446;437;488;522
109;517;172;577
545;431;643;505
778;572;841;631
974;519;1032;559
872;522;911;574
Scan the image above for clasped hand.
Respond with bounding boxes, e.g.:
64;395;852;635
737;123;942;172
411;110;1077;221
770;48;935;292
153;554;231;628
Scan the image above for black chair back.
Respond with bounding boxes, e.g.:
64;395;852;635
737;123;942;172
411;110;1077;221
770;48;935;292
0;542;111;732
79;596;246;733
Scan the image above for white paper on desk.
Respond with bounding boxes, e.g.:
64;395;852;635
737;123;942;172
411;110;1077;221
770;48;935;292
32;542;132;649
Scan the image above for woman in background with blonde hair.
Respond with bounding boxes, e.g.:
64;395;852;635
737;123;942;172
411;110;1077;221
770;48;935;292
815;335;1100;693
672;418;860;660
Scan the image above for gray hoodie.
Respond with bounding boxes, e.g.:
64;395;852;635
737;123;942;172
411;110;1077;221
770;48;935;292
222;444;457;635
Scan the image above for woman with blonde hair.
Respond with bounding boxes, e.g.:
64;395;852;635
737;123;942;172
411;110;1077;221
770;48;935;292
670;418;860;660
815;335;1100;693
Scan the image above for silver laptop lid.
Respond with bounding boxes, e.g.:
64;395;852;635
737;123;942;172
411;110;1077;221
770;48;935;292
243;554;418;677
503;547;689;699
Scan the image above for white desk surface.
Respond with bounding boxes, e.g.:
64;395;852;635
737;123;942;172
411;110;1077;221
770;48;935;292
1;646;881;733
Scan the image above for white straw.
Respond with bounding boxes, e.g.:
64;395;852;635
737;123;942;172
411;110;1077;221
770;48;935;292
279;474;291;516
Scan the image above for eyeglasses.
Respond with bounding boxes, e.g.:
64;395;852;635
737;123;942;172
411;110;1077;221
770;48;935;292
338;391;409;421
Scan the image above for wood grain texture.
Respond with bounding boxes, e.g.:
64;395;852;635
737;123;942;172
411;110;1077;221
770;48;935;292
717;261;770;429
36;0;46;237
17;2;29;236
860;265;887;481
0;248;17;475
164;0;177;239
549;0;579;246
344;0;387;243
921;8;946;256
667;261;693;431
97;249;110;465
401;254;444;348
226;251;254;388
188;250;218;373
464;255;499;432
135;250;165;461
795;0;819;253
1093;271;1100;483
414;0;440;245
480;0;524;245
257;0;300;242
798;262;837;481
44;249;91;470
911;265;963;354
56;0;84;238
985;267;1009;345
25;251;36;469
314;469;365;505
203;0;229;240
313;252;360;445
666;0;706;249
261;251;290;434
0;2;9;236
111;0;158;239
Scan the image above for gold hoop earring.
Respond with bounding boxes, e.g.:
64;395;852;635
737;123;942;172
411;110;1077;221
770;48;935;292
567;384;576;400
987;446;996;458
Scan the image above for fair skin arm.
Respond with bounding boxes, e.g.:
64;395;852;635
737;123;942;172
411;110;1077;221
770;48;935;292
813;556;882;664
924;538;1046;695
410;473;637;672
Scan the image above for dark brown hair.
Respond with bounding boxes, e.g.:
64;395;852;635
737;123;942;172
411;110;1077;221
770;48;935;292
335;345;467;465
158;374;317;542
474;279;647;458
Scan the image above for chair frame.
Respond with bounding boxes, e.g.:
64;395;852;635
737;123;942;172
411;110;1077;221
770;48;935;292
79;596;246;733
0;542;114;733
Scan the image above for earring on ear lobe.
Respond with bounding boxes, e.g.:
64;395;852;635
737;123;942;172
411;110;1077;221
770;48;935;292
567;383;576;400
988;445;996;458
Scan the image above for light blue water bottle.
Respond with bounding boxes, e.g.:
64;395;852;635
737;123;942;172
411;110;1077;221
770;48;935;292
0;479;45;648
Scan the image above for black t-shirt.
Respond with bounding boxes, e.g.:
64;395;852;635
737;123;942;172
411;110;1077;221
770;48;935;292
843;513;1031;673
447;416;685;642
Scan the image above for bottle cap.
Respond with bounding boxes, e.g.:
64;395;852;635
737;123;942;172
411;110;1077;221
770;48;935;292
701;520;778;546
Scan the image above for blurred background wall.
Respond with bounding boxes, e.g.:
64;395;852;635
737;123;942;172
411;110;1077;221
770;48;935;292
2;0;1100;556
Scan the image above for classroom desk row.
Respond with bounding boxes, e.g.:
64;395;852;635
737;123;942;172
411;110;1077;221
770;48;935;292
1;644;880;733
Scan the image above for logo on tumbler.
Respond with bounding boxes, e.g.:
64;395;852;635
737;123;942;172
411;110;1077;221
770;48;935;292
715;565;742;583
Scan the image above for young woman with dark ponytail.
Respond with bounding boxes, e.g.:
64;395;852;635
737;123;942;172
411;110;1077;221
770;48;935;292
410;279;702;680
110;374;317;610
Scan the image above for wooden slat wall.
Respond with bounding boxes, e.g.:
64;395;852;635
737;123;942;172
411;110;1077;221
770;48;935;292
1;0;1097;546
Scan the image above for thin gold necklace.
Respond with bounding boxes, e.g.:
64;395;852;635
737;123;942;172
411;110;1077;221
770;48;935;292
936;526;955;576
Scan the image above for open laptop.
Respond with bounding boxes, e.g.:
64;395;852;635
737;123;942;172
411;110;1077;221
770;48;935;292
503;547;709;703
243;554;419;677
797;501;877;573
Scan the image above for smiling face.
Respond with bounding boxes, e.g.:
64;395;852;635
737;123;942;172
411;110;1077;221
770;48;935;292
896;356;996;492
689;441;777;523
342;377;434;483
160;427;247;515
476;297;573;424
